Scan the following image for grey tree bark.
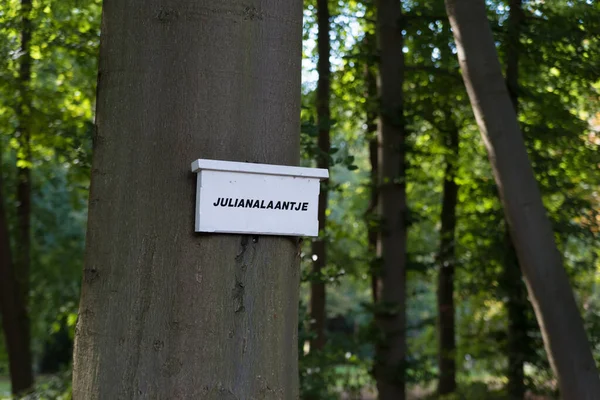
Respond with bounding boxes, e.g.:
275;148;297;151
72;1;304;398
374;0;407;398
444;0;600;398
309;0;331;353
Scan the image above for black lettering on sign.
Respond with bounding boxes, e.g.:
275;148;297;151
212;198;310;212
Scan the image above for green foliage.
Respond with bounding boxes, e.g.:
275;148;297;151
298;302;374;399
299;0;600;397
22;371;72;400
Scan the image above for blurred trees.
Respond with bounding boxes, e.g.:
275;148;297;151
445;0;600;396
0;0;100;395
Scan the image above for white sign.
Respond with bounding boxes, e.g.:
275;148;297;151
191;159;329;237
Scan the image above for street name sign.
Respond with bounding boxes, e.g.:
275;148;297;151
191;159;329;237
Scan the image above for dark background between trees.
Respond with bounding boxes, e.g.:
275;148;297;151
1;0;599;399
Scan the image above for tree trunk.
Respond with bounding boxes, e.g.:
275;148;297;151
16;0;32;303
503;228;528;400
505;0;521;110
437;118;459;396
503;1;528;398
0;170;34;395
444;0;600;398
368;128;379;304
0;0;36;394
309;0;331;353
72;1;304;398
374;0;407;398
363;32;379;304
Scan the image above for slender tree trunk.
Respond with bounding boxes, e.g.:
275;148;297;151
0;0;36;394
16;0;32;302
374;0;407;398
72;1;304;398
503;1;528;397
368;129;379;304
364;33;379;304
0;171;34;395
309;0;331;352
503;228;528;399
444;0;600;397
505;0;521;110
437;118;459;396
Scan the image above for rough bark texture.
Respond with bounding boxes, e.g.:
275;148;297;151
72;1;304;398
444;0;600;398
436;119;458;396
503;1;528;397
309;0;331;352
374;0;407;398
0;172;34;395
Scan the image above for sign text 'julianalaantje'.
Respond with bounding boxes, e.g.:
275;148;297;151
192;159;328;236
213;197;309;211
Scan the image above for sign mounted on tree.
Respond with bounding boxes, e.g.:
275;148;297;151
191;159;329;237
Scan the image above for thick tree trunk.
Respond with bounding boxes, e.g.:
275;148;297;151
374;0;407;398
503;1;528;398
309;0;331;352
444;0;600;398
0;172;34;396
72;1;304;398
437;119;459;396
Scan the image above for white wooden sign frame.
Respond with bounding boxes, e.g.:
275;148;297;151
191;159;329;237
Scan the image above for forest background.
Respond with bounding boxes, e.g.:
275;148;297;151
0;0;599;399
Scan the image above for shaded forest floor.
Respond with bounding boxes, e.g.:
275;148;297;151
340;385;556;399
0;375;556;399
